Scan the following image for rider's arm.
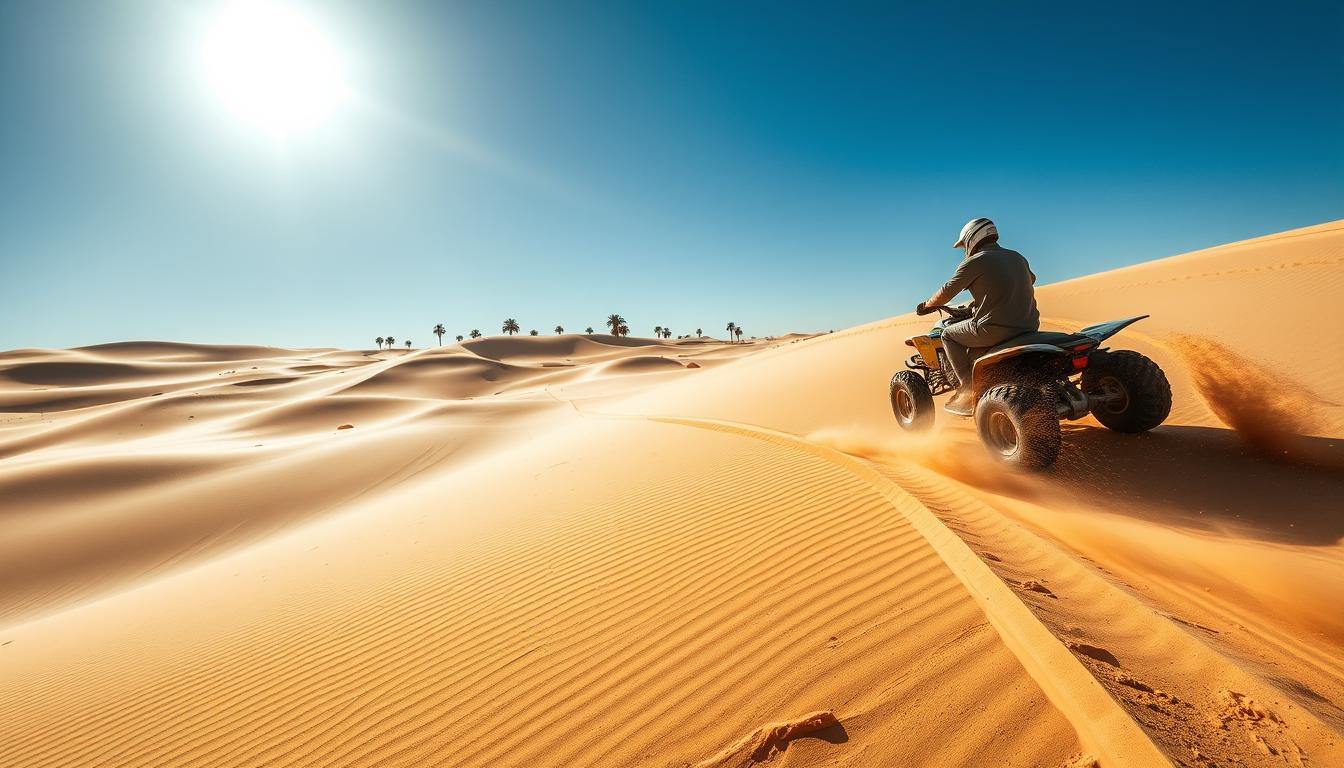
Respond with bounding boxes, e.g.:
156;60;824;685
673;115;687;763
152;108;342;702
925;258;978;307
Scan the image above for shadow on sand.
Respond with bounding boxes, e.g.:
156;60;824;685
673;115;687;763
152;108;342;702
802;720;849;747
1037;423;1344;546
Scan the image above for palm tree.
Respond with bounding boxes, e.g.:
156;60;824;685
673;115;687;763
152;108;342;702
405;339;412;349
502;319;520;336
606;314;625;337
456;335;464;342
735;327;743;342
529;329;539;336
386;335;395;348
585;326;594;334
433;323;446;345
554;325;564;335
662;327;672;339
376;336;384;349
470;329;482;339
618;323;630;337
725;322;736;343
654;325;662;338
696;328;702;338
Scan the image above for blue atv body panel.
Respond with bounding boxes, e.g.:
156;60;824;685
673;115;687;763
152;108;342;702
968;315;1150;398
1078;315;1149;344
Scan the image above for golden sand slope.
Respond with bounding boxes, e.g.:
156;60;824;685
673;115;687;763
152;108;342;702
0;336;723;624
2;221;1342;767
1;333;1132;768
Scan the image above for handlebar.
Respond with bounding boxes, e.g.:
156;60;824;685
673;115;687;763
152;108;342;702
918;304;973;321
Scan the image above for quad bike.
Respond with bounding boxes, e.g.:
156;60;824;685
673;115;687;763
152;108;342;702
889;304;1172;469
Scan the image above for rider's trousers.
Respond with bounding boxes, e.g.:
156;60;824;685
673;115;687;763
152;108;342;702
939;319;1024;390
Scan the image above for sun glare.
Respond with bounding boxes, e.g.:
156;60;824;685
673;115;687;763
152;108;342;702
199;1;349;138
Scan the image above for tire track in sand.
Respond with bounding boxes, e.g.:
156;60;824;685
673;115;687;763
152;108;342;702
565;396;1169;768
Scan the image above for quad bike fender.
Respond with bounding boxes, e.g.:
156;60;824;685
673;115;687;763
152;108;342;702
969;316;1150;398
906;335;943;367
970;345;1069;399
1078;315;1149;344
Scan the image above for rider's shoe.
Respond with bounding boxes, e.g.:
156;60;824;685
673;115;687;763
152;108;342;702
944;389;974;416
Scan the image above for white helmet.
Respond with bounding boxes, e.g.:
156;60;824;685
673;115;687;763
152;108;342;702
953;217;998;254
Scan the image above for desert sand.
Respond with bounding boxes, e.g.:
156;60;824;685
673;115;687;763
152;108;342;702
1;221;1341;767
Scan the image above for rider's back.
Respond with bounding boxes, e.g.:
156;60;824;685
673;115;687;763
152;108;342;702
960;246;1040;333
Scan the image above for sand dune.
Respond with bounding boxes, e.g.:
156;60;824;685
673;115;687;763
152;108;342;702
2;222;1342;766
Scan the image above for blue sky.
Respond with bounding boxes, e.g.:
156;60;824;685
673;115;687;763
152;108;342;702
2;0;1341;349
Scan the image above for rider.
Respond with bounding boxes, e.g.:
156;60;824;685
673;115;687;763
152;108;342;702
917;217;1040;415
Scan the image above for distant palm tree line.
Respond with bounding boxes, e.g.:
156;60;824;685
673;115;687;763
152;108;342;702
371;319;737;349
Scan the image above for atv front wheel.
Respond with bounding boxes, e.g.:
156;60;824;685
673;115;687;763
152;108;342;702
890;371;935;431
974;384;1061;469
1083;350;1171;433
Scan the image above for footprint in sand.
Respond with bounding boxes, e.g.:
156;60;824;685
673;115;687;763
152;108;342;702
693;711;844;768
1065;641;1120;668
749;711;841;762
1212;690;1304;763
1017;579;1056;598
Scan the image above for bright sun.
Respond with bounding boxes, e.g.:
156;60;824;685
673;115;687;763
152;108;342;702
200;1;349;137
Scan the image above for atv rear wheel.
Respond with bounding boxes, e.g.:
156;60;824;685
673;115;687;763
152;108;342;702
890;371;935;431
1083;350;1171;433
974;384;1061;469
